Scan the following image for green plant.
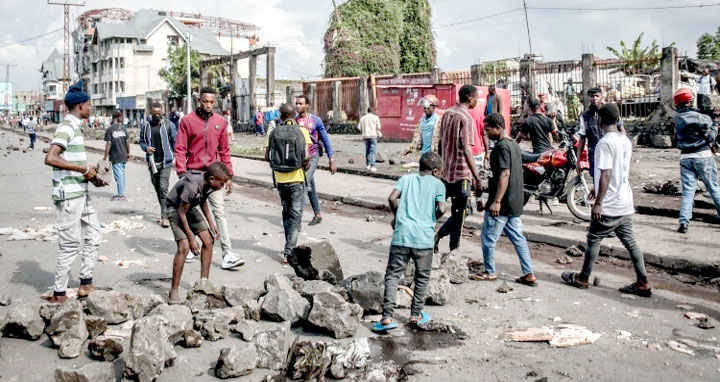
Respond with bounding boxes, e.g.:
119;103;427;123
696;27;720;60
606;33;674;75
158;44;201;98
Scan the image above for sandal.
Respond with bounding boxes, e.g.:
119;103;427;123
515;274;538;287
371;320;398;333
469;272;498;281
619;282;652;298
409;312;432;326
561;272;589;289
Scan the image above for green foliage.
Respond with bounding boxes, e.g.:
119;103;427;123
696;27;720;60
606;32;674;75
324;0;436;78
158;44;201;98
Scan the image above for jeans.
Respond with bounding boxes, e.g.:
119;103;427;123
29;133;36;148
54;195;102;293
481;212;533;275
208;188;232;254
304;155;321;215
382;245;433;318
364;138;377;167
150;165;171;219
679;157;720;224
278;182;305;256
437;179;471;250
112;162;126;197
255;123;264;135
581;215;647;282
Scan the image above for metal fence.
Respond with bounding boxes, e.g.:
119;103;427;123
303;78;361;122
594;57;661;120
474;66;523;113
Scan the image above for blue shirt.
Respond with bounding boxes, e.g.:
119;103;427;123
419;113;437;154
391;174;446;249
486;95;494;115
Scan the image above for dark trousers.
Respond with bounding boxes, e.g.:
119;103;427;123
581;215;648;282
437;179;471;250
150;165;171;219
382;245;433;318
278;182;305;256
29;133;36;148
255;123;264;135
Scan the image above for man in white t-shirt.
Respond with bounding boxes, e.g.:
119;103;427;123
695;67;716;111
562;103;652;298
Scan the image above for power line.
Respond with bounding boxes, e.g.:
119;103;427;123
435;8;524;29
527;3;720;11
0;28;63;48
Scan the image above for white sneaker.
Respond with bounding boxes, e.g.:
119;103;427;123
221;251;245;270
185;252;195;263
370;167;377;172
366;165;371;170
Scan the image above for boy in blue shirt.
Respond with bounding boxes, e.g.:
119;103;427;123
373;152;447;332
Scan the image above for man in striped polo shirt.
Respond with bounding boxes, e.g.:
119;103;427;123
43;81;107;303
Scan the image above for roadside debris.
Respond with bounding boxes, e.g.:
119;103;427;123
0;224;58;242
684;312;708;320
288;240;345;285
496;281;513;293
565;245;584;257
366;215;374;222
642;180;680;196
697;317;716;329
667;340;694;356
592;277;601;287
102;217;145;234
32;206;51;211
505;325;601;348
556;256;573;265
676;304;693;311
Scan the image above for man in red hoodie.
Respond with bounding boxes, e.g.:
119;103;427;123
175;87;244;270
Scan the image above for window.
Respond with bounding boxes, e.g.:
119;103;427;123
93;84;97;94
108;60;112;70
114;58;118;68
119;58;124;68
120;81;125;93
168;35;179;47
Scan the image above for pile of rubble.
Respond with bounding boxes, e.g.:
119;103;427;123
0;240;471;381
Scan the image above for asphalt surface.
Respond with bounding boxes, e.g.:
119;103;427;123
0;131;718;381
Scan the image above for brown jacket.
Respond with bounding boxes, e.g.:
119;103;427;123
484;93;502;116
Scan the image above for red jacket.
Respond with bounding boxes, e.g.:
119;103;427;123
175;112;233;175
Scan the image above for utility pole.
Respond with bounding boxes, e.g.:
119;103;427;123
2;64;17;118
47;1;85;96
522;0;533;55
185;31;192;114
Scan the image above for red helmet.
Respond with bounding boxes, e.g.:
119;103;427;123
423;94;439;106
673;88;693;105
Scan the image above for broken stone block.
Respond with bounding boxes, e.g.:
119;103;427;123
86;290;143;324
261;274;310;323
123;315;173;382
341;271;384;314
3;303;44;340
556;256;573;265
653;134;673;148
39;303;61;323
396;286;413;309
300;279;336;298
426;269;453;305
441;250;468;284
496;281;513;293
565;245;583;257
0;294;11;306
375;151;386;163
146;304;194;345
85;315;107;339
182;329;203;348
142;294;164;316
232;319;260;342
88;336;124;361
221;285;264;320
47;299;89;358
194;308;240;341
215;343;258;379
698;317;716;329
288;240;345;285
54;362;114;382
252;321;291;370
184;281;227;314
306;292;363;339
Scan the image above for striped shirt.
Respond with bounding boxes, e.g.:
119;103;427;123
51;114;88;201
440;104;475;183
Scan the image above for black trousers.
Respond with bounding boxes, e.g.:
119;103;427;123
437;179;471;251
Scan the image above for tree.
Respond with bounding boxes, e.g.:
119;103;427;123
158;44;200;99
696;26;720;60
606;32;674;75
323;0;436;78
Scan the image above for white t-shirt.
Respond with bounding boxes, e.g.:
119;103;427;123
696;75;716;95
594;132;635;216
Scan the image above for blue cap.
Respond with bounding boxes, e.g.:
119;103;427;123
64;81;89;106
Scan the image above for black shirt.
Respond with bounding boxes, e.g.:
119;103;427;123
104;123;128;164
521;114;555;154
165;172;213;210
150;121;164;164
486;138;524;217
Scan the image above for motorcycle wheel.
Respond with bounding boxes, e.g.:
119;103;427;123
567;177;592;221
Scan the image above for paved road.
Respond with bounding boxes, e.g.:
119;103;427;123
0;131;718;381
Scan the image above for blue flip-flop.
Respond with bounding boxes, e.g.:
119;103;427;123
412;312;432;326
371;321;398;333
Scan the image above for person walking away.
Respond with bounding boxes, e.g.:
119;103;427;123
576;88;626;179
175;87;244;270
404;95;443;155
27;116;37;149
254;107;265;136
43;81;107;303
167;162;231;304
673;88;720;233
468;101;490;212
265;103;312;263
516;98;558;154
295;94;338;226
103;110;129;201
561;103;652;297
140;102;177;228
469;113;536;286
434;85;483;252
224;110;235;142
484;85;502;117
695;67;716;112
373;152;446;332
357;106;382;171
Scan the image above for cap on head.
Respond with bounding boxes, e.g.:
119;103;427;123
64;81;89;107
673;88;693;105
528;98;541;110
587;87;602;96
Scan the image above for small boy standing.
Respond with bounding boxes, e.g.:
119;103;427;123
103;110;129;201
357;106;382;172
166;162;232;303
373;152;446;332
562;103;652;297
470;113;537;286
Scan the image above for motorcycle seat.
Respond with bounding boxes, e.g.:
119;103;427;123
521;152;541;163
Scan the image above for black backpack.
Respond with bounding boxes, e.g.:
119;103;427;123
268;121;306;172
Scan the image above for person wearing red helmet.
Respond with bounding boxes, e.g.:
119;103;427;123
674;88;720;233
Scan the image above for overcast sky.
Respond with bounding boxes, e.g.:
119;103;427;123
1;0;718;91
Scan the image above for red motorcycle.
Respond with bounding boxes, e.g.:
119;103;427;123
521;132;592;221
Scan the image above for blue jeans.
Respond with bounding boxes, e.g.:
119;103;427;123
112;162;126;197
277;182;305;256
304;155;321;215
364;138;377;167
481;212;533;275
679;157;720;224
255;123;264;135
